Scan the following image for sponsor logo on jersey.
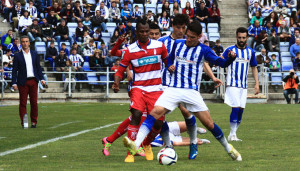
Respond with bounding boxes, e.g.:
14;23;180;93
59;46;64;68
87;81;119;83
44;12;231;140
138;56;158;66
175;56;196;65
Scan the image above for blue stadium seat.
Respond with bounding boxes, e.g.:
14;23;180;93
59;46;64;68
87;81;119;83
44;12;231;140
281;56;292;62
145;4;157;14
200;22;206;33
87;76;99;85
271;73;282;85
35;42;47;61
83;62;92;71
99;75;108;85
207;23;219;33
157;4;163;14
208;32;220;42
280;42;289;52
282;62;293;71
133;4;144;15
106;22;117;35
67;22;77;37
102;32;111;44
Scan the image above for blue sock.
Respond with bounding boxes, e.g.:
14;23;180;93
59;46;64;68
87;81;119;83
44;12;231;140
160;121;171;146
237;108;244;127
210;123;224;140
185;115;197;144
230;108;239;123
134;115;156;148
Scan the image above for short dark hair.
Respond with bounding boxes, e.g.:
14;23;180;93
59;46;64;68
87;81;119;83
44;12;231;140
3;62;9;66
295;29;300;33
136;19;149;30
296;52;300;55
6;49;11;53
149;22;160;30
61;43;66;46
236;27;249;36
21;35;29;41
271;54;276;57
172;14;190;26
187;20;202;35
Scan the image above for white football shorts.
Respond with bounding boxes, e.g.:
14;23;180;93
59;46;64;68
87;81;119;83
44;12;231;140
224;87;248;108
155;87;209;112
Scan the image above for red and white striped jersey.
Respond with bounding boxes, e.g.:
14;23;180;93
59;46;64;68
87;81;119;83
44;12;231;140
115;39;168;92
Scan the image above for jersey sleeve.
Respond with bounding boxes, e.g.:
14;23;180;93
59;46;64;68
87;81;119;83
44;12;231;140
250;49;257;67
167;41;177;68
204;46;235;68
161;44;168;65
222;47;230;60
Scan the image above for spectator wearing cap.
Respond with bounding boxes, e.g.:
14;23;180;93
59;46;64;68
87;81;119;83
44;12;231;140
73;1;84;22
290;38;300;60
212;40;224;57
248;20;264;49
27;19;42;42
18;10;32;35
195;2;209;26
121;2;131;22
109;1;120;23
267;29;280;52
60;3;73;23
55;19;73;48
92;10;108;32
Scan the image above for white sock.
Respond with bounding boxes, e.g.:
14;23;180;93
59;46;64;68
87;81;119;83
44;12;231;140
218;136;231;153
229;122;237;136
134;124;150;149
161;130;172;147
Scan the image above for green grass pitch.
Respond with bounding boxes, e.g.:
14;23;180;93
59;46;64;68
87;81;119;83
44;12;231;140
0;103;299;170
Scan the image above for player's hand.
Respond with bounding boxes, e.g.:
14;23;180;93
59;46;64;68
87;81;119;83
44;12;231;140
127;72;133;82
112;82;120;93
228;49;236;58
41;80;46;85
13;85;18;90
168;65;175;72
254;84;259;95
212;78;224;88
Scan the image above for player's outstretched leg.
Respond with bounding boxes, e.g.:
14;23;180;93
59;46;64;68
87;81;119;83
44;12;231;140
235;108;244;141
185;115;198;159
228;108;239;141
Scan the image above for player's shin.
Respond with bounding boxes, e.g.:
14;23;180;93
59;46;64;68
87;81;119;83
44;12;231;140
185;115;197;144
107;116;131;143
210;123;231;153
237;108;244;130
229;108;239;136
134;115;156;149
160;121;172;147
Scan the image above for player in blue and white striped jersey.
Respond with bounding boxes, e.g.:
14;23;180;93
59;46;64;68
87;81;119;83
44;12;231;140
223;27;259;142
123;21;243;162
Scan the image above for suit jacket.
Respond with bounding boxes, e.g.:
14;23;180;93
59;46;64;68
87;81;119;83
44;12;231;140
12;50;44;86
256;54;270;64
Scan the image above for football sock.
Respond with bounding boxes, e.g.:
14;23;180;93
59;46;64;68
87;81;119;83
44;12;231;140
160;121;172;147
185;115;197;144
128;124;139;141
143;127;161;145
210;123;231;153
107;117;131;143
229;108;239;136
237;108;244;130
134;115;156;149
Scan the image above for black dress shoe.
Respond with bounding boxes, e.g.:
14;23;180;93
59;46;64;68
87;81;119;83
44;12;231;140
31;124;37;128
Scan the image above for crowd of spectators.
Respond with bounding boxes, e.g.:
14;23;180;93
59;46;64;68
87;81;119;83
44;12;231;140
0;0;223;92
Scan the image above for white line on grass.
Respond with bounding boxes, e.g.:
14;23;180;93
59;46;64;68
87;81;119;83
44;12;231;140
0;137;6;140
48;121;83;129
0;121;121;157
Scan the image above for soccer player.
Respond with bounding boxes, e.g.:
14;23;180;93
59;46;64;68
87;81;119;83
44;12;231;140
224;27;259;142
112;19;169;163
158;14;223;160
123;21;243;161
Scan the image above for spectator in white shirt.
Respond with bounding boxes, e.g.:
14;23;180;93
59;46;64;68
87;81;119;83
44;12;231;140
18;11;33;35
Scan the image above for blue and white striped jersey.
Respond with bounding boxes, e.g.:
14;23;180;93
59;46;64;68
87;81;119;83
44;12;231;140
168;39;232;91
223;45;257;89
158;35;176;86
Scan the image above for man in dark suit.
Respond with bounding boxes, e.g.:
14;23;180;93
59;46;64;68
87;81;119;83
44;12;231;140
12;36;45;128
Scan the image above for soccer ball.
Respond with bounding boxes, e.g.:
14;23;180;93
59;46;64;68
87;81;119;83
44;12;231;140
157;147;178;165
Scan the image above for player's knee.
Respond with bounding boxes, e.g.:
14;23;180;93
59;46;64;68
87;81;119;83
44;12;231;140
205;122;215;130
150;107;164;119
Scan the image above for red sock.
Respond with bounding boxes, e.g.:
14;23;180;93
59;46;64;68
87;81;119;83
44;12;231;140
128;124;139;141
107;117;131;143
143;127;161;145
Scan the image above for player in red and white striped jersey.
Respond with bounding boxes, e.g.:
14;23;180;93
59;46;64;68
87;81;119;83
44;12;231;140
112;20;168;163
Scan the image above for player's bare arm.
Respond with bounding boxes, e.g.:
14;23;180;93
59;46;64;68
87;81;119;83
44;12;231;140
251;66;259;95
112;76;121;93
